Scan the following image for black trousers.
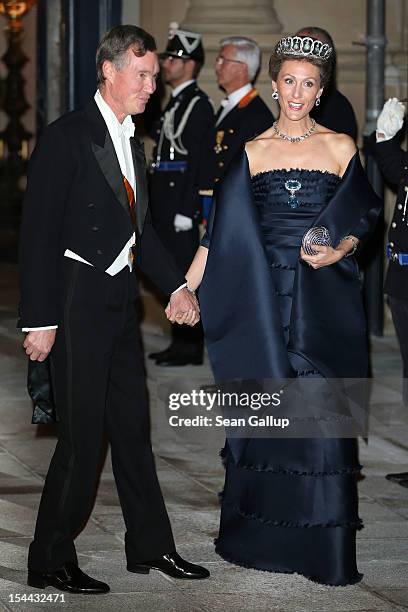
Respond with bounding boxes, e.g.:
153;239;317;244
389;296;408;406
28;260;174;571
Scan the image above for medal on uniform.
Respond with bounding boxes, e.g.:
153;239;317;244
214;131;224;154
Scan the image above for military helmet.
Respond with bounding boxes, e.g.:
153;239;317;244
160;23;205;64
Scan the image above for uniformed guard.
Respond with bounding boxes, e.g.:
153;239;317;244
199;36;274;216
148;24;214;366
367;97;408;487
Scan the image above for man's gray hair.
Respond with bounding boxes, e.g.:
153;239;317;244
219;36;261;82
96;25;156;87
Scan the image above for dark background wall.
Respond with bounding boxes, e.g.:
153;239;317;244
36;0;122;134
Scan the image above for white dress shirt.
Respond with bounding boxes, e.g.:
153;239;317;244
64;90;136;276
215;83;253;127
64;91;137;274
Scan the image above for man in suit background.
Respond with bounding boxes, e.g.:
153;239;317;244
148;26;214;367
20;25;209;594
199;36;274;213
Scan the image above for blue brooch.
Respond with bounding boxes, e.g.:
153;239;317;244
284;179;301;208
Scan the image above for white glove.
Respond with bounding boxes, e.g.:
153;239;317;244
376;98;405;142
174;213;193;232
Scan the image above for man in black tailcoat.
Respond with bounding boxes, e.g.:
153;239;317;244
148;25;214;366
367;97;408;487
19;25;209;594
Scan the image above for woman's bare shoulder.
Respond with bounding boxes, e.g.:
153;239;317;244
331;133;357;174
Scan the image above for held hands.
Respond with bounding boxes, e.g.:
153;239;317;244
23;329;56;362
300;243;349;269
165;287;200;326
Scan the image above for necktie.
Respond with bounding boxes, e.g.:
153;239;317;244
119;129;134;184
215;99;229;126
123;175;136;228
215;102;226;121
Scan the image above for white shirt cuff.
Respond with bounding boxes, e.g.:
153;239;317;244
22;325;58;332
171;283;187;295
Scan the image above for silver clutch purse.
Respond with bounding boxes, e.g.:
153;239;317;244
302;226;332;256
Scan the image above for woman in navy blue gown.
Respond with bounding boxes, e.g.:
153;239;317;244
180;35;381;586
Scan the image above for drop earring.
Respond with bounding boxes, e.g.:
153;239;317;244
315;97;321;107
272;90;279;100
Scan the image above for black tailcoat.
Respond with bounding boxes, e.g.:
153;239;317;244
20;100;184;328
19;100;184;571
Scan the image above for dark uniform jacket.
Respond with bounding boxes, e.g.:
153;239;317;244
19;99;184;328
199;89;274;194
367;132;408;300
149;82;214;272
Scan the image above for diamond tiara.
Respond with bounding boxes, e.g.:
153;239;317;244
276;36;333;61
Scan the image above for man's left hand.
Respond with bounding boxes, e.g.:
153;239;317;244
166;288;200;326
23;329;57;362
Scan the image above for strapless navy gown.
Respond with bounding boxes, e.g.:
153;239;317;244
215;170;363;586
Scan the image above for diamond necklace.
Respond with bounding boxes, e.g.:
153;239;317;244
272;119;316;143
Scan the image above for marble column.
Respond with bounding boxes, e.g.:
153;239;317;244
182;0;282;38
180;0;283;110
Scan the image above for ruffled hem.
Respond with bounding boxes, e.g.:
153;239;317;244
270;262;295;270
220;499;364;530
214;541;363;587
219;448;363;477
235;463;363;476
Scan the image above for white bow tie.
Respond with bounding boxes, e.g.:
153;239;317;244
117;119;135;140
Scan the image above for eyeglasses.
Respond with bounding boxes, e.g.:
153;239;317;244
215;55;246;66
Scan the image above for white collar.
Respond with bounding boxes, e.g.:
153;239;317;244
94;90;135;139
223;83;253;108
172;80;195;98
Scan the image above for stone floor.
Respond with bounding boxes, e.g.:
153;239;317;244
0;263;407;611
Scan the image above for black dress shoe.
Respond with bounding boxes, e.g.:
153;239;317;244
27;562;110;594
127;550;210;579
155;354;203;367
148;347;172;360
385;472;408;483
